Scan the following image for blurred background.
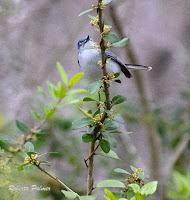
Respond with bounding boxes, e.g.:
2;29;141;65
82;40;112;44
0;0;190;199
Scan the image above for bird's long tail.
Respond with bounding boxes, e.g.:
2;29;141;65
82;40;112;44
125;64;152;71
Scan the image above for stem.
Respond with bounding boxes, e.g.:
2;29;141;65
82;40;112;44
36;164;80;198
87;0;111;195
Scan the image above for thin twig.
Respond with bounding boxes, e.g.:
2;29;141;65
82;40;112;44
36;164;80;198
84;144;99;165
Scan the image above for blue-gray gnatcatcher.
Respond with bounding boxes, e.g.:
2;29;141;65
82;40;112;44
78;35;152;82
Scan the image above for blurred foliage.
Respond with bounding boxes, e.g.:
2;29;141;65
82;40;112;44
167;170;190;200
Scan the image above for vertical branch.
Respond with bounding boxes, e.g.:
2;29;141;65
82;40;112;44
87;0;111;195
98;0;111;110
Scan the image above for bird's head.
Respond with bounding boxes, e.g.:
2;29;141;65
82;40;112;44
77;35;94;50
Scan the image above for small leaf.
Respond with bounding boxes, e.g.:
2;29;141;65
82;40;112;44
45;109;57;120
17;163;29;171
99;139;110;153
25;142;34;153
88;81;102;94
72;118;94;129
47;81;57;100
31;110;41;121
74;104;93;118
130;166;137;173
103;0;113;5
68;89;88;95
104;133;117;148
55;82;67;98
141;181;158;196
112;95;126;105
124;132;132;135
96;179;126;188
83;97;97;102
82;134;93;143
128;184;141;194
113;113;125;123
105;120;119;130
114;168;131;175
37;86;45;97
16;120;28;133
78;8;94;16
23;164;37;173
110;38;130;48
27;152;37;157
57;62;69;86
99;150;120;159
79;195;97;200
104;189;117;200
88;15;96;19
114;73;120;78
69;72;84;87
61;190;77;200
103;32;119;43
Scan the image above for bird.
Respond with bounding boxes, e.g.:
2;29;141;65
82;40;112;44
78;35;152;82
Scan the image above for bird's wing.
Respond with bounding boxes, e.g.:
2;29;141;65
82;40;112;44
105;49;132;78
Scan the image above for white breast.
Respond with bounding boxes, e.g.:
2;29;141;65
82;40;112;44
78;44;121;81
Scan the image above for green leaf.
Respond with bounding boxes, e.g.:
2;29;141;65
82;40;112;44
79;195;97;200
69;72;84;87
114;168;131;175
23;164;37;173
112;95;126;105
104;133;117;148
141;181;158;196
37;86;45;97
105;120;119;130
88;15;96;19
130;166;137;173
16;120;28;133
68;89;88;95
124;132;132;135
110;38;130;48
114;73;120;78
31;110;41;121
82;133;93;143
78;8;94;16
55;82;67;98
27;152;37;157
128;184;141;194
104;189;118;200
57;62;69;86
83;97;97;102
113;113;124;123
17;163;29;171
45;109;57;120
103;32;119;43
88;81;102;94
25;142;34;153
96;179;126;188
99;139;110;153
61;190;77;200
103;0;113;5
47;81;57;100
72;117;94;129
99;150;120;159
